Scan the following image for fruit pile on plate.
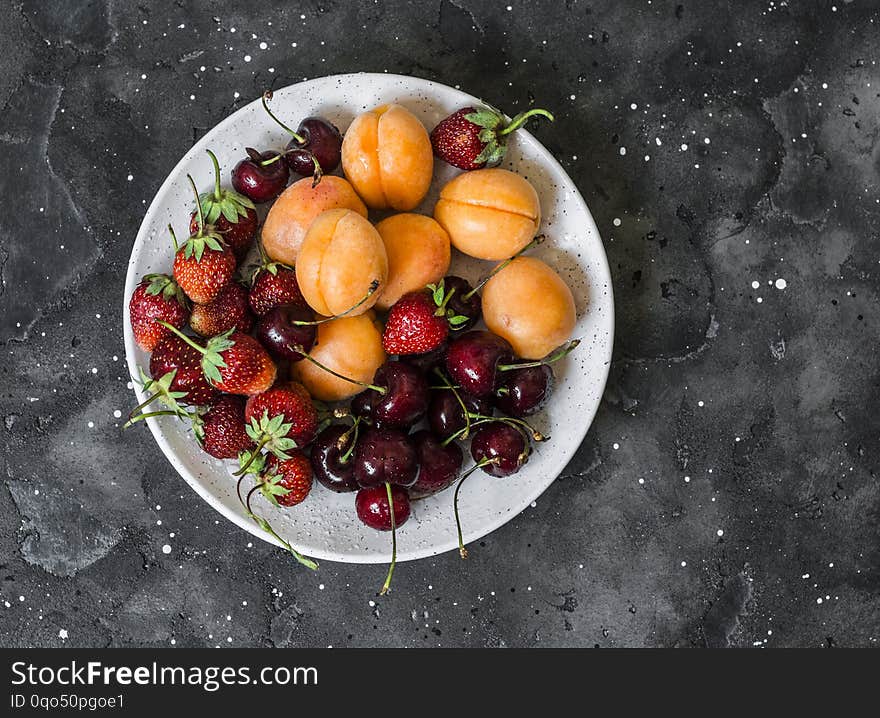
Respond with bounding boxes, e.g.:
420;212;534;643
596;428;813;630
127;93;578;593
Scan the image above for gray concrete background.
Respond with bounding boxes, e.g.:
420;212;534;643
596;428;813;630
1;0;878;647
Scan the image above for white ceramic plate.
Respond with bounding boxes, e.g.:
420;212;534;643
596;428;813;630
123;73;614;565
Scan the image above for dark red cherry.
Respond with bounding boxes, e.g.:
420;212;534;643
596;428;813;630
409;430;464;499
442;275;482;332
231;148;289;203
354;427;418;488
367;361;429;429
350;390;375;421
470;423;531;477
445;330;514;397
494;364;553;417
428;389;492;440
310;424;359;493
255;304;316;361
355;484;411;531
285;117;343;179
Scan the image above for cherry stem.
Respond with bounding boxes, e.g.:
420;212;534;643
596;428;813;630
309;154;323;188
292;346;386;394
453;458;496;559
379;482;397;596
245;485;318;571
441;414;546;445
234;436;270;476
497;339;581;372
187;174;205;233
498;108;555;137
259;152;285;167
433;368;471;440
292;281;380;325
168;224;179;252
156;321;207;356
338;417;360;465
123;409;186;428
206;149;222;200
463;235;546;300
262;90;305;143
440;417;497;447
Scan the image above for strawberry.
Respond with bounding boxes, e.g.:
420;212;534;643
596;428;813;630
157;323;277;396
382;280;469;355
430;105;554;171
188;149;258;261
262;451;313;507
129;274;189;352
190;282;254;337
193;395;254;459
245;382;319;453
148;334;218;406
249;251;305;316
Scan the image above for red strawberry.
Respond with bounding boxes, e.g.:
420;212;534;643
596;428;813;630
190;282;254;337
249;255;305;316
262;451;313;507
188;149;258;260
158;323;277;396
129;274;189;352
430;105;554;171
172;233;236;305
244;382;319;453
194;395;254;459
382;280;469;355
148;334;218;406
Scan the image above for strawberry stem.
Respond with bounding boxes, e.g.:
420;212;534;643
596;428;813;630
206;149;222;201
463;235;545;300
262;90;305;143
292;280;380;325
234;436;270;476
168;224;179;252
498;108;554;137
187;174;205;234
292;346;386;394
155;321;207;356
497;339;580;372
379;482;397;595
245;486;318;570
123;409;188;428
453;458;496;558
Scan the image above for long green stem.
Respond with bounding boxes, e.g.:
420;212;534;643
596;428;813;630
292;346;386;394
463;235;546;300
498;108;554;136
245;486;318;570
206;149;222;200
497;339;581;372
123;409;187;428
292;281;380;325
379;482;397;595
187;174;205;233
156;321;207;356
234;436;270;476
453;458;495;558
168;224;179;252
338;417;360;464
261;90;305;143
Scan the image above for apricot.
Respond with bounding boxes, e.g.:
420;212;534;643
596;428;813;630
295;209;388;317
290;312;386;401
261;176;367;266
374;214;451;310
481;256;576;360
433;168;541;260
341;104;433;211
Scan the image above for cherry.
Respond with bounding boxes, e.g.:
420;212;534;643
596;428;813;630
310;423;360;493
410;430;463;499
255;304;316;361
189;149;258;260
428;387;492;440
441;276;482;332
350;390;375;421
445;330;514;397
263;92;342;184
470;423;531;477
232;148;289;203
494;364;553;417
353;426;418;488
356;484;411;531
367;361;429;429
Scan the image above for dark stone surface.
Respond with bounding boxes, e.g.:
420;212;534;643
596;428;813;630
1;0;877;648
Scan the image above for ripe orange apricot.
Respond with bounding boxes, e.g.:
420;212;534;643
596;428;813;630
481;256;576;360
295;209;388;318
290;312;386;401
433;168;541;260
341;104;433;211
374;214;451;310
262;176;367;266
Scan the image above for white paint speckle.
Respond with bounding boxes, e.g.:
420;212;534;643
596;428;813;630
244;55;252;62
717;529;724;537
259;41;268;50
113;410;122;419
751;280;760;289
161;544;171;554
775;278;787;290
680;561;687;567
58;629;68;640
619;146;626;156
612;217;621;227
612;442;620;450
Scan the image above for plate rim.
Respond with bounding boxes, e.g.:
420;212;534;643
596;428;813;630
122;71;615;565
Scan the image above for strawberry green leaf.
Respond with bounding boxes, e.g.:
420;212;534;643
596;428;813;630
464;110;503;129
447;314;470;326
